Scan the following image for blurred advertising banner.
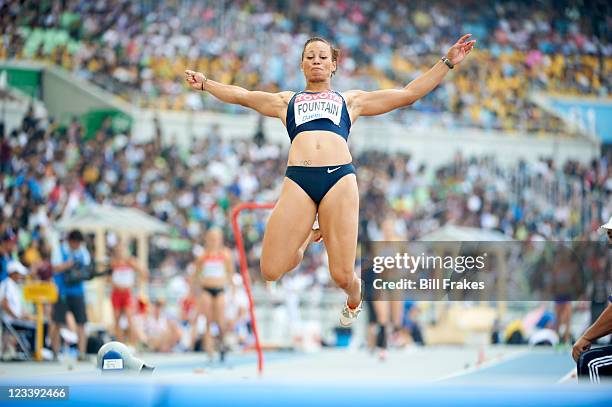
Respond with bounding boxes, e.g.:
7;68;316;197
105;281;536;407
361;241;611;301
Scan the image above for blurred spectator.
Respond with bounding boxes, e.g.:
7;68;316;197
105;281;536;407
177;286;199;351
0;123;11;173
0;260;36;358
143;299;182;352
50;229;90;361
528;310;560;346
130;297;150;348
0;228;18;282
401;301;425;346
371;217;406;360
30;239;54;281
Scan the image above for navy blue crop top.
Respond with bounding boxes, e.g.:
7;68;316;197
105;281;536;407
285;90;352;143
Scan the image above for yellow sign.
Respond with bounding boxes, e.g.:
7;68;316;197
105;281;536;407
23;281;58;361
24;281;58;303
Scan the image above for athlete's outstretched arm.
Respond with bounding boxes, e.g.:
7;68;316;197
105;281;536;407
346;34;476;118
184;69;291;119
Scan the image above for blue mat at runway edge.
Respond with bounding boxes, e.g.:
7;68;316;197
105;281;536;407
2;380;611;407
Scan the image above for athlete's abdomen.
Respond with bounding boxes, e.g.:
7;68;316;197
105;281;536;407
288;130;352;166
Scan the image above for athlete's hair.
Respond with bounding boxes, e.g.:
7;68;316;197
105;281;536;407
301;37;340;76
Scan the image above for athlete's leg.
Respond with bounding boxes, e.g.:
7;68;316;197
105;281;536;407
555;302;571;343
564;303;573;343
390;301;403;329
112;308;124;342
374;302;390;325
213;293;226;360
317;174;361;307
374;301;389;351
554;302;563;339
390;301;404;345
260;178;317;281
125;306;136;345
366;301;378;352
213;293;225;343
200;291;214;356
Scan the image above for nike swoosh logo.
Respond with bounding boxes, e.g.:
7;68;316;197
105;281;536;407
327;166;341;173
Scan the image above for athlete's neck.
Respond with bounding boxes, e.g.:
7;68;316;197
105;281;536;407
304;82;331;93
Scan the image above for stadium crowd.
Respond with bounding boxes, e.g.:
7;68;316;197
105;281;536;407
2;103;610;282
1;99;611;357
1;0;610;133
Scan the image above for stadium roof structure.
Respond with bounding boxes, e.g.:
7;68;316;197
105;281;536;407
56;203;170;235
419;225;513;242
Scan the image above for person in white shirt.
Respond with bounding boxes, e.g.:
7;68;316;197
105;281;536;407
144;299;181;352
0;261;36;357
0;261;30;320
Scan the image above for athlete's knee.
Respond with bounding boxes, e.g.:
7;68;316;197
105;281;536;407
260;257;285;282
330;268;356;290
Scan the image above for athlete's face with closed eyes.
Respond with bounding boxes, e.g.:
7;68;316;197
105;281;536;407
301;41;337;83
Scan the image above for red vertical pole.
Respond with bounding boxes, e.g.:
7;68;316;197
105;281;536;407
230;202;275;375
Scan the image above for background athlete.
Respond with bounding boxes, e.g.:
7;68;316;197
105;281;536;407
185;34;476;326
109;240;148;344
194;228;235;362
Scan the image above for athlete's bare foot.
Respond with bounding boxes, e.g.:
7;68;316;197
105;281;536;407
299;229;322;253
311;228;323;243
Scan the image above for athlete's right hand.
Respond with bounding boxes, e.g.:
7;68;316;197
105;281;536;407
184;69;206;91
572;335;592;362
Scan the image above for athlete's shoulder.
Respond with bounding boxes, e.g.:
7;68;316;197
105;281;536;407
278;91;296;104
196;250;207;262
340;89;366;106
343;89;366;96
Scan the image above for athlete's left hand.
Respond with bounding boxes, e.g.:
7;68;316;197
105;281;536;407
446;34;477;66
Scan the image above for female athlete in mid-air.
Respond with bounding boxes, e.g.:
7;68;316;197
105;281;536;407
185;34;476;326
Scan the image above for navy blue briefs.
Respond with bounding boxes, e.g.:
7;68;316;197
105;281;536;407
285;163;356;205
